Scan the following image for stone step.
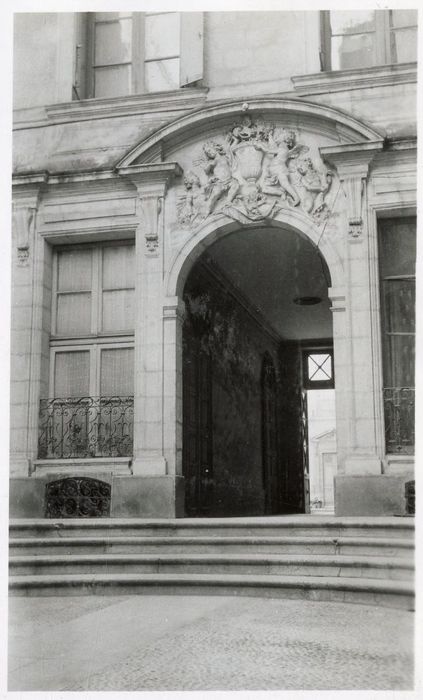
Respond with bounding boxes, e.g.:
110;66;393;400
9;516;415;540
8;572;414;610
9;535;414;557
9;553;414;580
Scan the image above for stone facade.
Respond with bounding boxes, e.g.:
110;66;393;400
11;12;416;517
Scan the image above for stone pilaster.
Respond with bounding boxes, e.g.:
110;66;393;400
11;173;48;476
118;163;182;476
321;141;384;475
162;296;186;476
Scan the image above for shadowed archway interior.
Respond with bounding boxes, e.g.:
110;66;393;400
182;226;333;517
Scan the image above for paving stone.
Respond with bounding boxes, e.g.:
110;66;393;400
8;594;414;691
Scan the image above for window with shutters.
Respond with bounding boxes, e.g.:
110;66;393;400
378;217;416;454
38;242;135;459
320;10;417;72
74;12;204;99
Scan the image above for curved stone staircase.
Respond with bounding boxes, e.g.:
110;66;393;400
9;516;414;609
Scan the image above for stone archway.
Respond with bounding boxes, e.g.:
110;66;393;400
164;214;340;516
119;98;385;517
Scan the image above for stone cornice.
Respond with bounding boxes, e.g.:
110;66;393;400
12;172;49;210
117;163;183;197
385;137;417;152
12;171;49;191
321;142;384;242
291;62;417;96
320;141;385;179
13;88;209;129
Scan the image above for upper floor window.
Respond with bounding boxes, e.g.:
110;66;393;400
320;10;417;72
74;12;203;99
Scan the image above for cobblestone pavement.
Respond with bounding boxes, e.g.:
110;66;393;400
9;594;414;691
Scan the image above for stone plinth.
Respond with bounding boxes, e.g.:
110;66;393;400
335;475;414;516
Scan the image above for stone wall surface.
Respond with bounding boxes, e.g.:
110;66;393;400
10;12;417;517
12;79;417;174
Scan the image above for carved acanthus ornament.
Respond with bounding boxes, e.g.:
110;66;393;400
177;115;334;227
319;141;384;243
344;176;364;239
139;195;162;254
12;203;37;266
117;163;182;256
12;173;48;267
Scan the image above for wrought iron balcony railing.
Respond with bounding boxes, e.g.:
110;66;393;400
383;387;415;455
38;396;134;459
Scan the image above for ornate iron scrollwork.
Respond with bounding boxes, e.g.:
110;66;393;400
45;477;111;518
383;387;415;454
38;396;134;459
405;480;415;516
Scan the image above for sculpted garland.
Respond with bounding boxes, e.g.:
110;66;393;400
177;115;333;227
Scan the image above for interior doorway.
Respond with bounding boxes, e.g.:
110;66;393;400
182;226;334;517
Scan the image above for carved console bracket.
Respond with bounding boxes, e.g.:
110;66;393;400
118;163;183;255
320;141;384;242
12;172;48;266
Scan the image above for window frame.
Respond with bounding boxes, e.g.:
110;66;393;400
51;240;135;340
378;216;416;390
49;343;135;400
49;241;135;401
85;13;145;99
81;11;203;99
302;346;335;391
320;10;417;72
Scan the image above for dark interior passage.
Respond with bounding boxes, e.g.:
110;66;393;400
182;226;333;517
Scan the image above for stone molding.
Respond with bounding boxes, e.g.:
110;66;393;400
291;62;417;96
163;296;186;323
12;172;48;265
118;163;182;256
328;287;346;313
13;87;209;129
320;141;384;241
117;98;383;169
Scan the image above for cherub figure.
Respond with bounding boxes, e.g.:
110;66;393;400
256;129;308;206
177;172;204;225
295;157;333;215
201;142;240;215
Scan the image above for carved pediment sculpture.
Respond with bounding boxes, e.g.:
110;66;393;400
177;115;333;227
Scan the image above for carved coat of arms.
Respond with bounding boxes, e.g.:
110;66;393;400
177;115;333;227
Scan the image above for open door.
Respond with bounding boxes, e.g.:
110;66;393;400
279;341;310;513
183;341;213;516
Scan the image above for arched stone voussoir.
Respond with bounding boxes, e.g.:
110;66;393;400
165;209;344;300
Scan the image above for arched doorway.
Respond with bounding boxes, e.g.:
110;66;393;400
181;224;333;517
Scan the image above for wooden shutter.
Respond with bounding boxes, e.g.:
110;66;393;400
179;12;204;86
